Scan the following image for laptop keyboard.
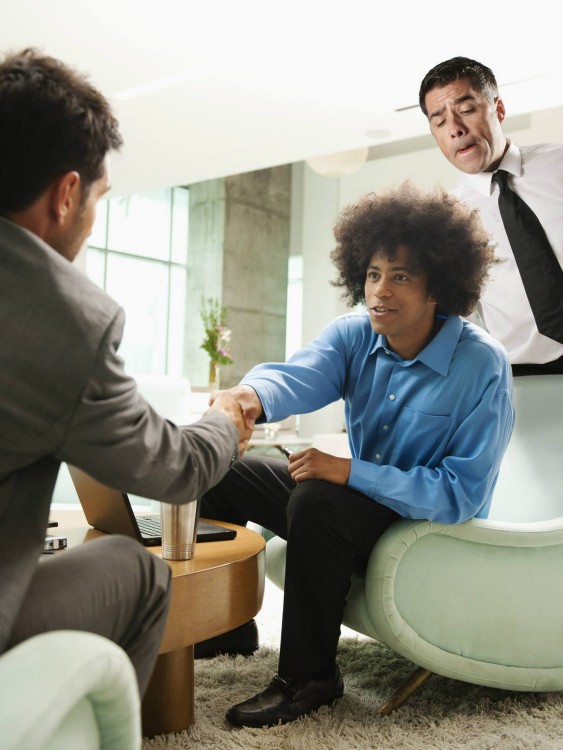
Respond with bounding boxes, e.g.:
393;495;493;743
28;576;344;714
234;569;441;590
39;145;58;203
137;516;161;537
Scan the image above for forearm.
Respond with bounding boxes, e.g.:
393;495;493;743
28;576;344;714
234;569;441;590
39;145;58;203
239;323;349;422
348;458;495;524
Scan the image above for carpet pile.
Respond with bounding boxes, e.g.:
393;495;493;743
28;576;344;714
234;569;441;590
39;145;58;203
142;637;563;750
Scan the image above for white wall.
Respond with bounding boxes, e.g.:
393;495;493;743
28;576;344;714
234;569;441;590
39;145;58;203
294;105;563;438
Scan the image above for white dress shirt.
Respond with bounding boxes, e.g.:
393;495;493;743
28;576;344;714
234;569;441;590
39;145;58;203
453;141;563;365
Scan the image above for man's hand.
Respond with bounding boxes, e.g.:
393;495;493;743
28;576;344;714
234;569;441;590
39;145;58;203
287;448;351;485
209;385;263;432
207;390;253;457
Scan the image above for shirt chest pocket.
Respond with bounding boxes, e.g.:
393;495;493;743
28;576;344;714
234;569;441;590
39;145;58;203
393;406;453;467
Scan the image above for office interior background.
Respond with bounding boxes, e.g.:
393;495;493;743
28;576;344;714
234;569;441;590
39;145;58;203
5;0;563;447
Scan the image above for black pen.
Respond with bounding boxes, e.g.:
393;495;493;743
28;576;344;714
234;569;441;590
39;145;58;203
281;446;294;459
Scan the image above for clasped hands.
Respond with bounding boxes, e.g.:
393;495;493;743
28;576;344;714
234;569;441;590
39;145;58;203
207;385;351;485
206;386;254;457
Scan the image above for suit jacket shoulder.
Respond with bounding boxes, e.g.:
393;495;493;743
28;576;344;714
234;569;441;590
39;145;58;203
0;218;122;450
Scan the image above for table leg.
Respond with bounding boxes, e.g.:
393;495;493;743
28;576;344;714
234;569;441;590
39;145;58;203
142;645;194;738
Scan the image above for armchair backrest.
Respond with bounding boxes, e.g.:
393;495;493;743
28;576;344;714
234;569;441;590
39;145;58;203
490;374;563;522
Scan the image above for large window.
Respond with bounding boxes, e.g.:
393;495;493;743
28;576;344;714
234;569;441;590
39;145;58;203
51;187;190;506
86;187;189;377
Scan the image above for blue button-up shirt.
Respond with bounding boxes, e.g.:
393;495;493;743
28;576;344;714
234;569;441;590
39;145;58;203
242;311;514;524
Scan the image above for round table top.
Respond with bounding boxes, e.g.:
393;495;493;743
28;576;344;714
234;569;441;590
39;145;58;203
53;508;266;651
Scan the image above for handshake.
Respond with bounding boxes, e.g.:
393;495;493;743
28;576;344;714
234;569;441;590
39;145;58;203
206;385;263;458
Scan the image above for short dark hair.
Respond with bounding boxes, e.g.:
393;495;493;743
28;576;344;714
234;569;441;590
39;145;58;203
419;56;499;116
330;181;496;317
0;48;122;214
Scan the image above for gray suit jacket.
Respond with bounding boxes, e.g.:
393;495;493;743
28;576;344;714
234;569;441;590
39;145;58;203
0;217;238;652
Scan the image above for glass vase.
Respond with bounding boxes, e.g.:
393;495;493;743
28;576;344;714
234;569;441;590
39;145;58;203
209;360;220;389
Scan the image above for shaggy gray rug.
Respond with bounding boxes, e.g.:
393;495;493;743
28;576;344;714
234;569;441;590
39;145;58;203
142;638;563;750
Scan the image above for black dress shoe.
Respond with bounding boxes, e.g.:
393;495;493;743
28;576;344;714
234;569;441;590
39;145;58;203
226;666;344;727
194;619;258;659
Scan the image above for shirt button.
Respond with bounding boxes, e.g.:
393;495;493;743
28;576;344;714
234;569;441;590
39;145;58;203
375;453;381;460
383;425;389;431
389;394;396;401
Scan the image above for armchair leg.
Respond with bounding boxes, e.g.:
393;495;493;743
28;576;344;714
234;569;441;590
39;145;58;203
377;667;433;715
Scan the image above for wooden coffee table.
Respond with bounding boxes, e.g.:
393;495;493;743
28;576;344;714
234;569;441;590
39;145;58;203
54;510;265;738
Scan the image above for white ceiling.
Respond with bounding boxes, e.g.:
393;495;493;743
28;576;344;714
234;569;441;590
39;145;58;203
3;0;563;196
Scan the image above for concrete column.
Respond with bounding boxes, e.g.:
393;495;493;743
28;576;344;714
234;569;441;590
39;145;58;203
183;178;226;387
184;165;291;389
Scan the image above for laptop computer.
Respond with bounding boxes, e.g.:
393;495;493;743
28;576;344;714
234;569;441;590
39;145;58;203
67;464;236;547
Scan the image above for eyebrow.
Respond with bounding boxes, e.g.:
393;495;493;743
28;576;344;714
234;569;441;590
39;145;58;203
367;263;412;273
428;93;477;122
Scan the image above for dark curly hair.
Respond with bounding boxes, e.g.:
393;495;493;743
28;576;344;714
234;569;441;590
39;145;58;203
0;48;122;214
330;181;497;317
419;56;498;116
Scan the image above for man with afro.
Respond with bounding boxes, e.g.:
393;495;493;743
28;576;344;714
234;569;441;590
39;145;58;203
201;180;515;728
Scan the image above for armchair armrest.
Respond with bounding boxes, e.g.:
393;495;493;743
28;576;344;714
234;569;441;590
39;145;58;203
0;630;141;750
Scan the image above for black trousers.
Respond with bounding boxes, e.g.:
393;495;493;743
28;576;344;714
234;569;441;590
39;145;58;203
201;455;399;683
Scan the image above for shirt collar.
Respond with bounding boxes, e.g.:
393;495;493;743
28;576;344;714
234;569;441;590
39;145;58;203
460;141;522;197
371;315;462;377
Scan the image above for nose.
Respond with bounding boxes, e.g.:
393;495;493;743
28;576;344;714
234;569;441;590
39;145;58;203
447;111;467;139
373;276;392;298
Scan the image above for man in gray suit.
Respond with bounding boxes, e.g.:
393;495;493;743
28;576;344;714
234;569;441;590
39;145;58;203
0;48;249;696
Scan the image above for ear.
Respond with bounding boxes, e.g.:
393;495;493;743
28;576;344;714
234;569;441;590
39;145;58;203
494;96;505;124
49;171;81;225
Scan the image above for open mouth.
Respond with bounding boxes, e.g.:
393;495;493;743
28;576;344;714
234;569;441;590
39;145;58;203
371;306;396;316
457;143;475;156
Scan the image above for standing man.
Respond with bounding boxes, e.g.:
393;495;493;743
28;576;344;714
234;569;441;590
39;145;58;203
0;48;248;696
202;182;514;727
419;56;563;375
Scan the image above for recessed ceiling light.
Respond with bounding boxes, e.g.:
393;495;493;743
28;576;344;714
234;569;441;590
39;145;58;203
306;147;369;177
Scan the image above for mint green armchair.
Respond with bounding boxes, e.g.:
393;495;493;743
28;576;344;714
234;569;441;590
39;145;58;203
260;374;563;709
0;630;141;750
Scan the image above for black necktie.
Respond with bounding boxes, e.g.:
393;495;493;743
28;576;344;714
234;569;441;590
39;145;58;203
492;169;563;345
